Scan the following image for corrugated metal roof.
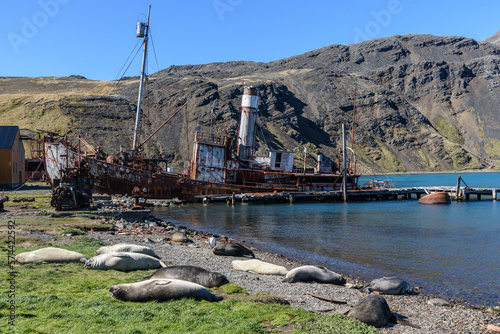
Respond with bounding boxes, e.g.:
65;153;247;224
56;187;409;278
0;126;19;149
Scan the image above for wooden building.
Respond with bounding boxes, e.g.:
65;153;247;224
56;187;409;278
0;126;25;188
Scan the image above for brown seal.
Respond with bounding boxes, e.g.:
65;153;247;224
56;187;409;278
282;265;345;285
84;252;166;271
95;244;160;258
360;277;410;295
136;265;229;288
109;279;223;302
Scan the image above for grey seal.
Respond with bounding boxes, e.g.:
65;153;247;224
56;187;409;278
15;247;88;263
136;265;229;288
95;244;160;258
282;265;345;285
213;242;254;258
109;279;223;302
360;277;410;295
85;252;166;271
232;259;288;276
346;294;420;328
346;294;396;328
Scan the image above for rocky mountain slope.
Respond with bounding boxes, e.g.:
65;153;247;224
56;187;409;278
483;31;500;46
1;32;500;173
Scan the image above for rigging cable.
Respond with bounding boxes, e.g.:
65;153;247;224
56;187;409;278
113;39;143;81
148;28;160;74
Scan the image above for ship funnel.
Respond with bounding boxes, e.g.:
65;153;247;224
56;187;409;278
237;86;259;160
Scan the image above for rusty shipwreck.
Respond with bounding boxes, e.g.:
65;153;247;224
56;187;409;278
43;6;359;205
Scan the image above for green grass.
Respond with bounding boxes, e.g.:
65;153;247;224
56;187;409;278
5;191;52;211
433;116;464;144
483;137;500;159
0;241;378;334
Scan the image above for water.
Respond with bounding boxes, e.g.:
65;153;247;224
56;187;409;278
154;172;500;307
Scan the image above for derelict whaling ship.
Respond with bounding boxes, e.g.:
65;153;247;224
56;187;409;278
43;6;359;207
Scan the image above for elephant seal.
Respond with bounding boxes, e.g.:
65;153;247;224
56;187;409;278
213;242;254;258
282;265;345;285
168;231;188;243
232;259;288;276
95;244;160;259
15;247;88;263
361;277;410;295
346;294;396;328
346;294;420;329
136;265;229;288
85;252;166;271
109;279;223;302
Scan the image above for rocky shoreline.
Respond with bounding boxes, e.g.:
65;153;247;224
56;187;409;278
4;190;499;333
82;211;499;334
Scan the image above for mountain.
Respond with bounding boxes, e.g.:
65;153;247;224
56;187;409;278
483;30;500;46
1;33;500;173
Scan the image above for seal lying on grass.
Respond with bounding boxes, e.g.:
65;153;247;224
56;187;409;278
232;259;288;276
136;265;229;288
109;279;223;302
85;252;166;271
95;244;160;258
360;277;410;295
15;247;88;263
282;265;345;285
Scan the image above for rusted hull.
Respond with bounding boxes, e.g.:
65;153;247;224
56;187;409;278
44;140;359;202
418;192;451;204
86;157;358;201
86;157;184;199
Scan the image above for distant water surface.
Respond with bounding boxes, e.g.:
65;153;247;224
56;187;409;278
155;172;500;306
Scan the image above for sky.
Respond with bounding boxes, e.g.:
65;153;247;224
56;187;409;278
1;0;499;81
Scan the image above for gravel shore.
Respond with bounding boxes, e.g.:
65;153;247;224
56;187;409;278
86;224;499;334
3;187;498;333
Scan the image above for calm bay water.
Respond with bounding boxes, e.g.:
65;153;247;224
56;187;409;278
155;172;500;307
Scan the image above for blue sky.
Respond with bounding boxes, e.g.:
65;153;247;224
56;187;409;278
2;0;499;80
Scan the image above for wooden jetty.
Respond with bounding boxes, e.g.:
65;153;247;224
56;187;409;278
194;186;499;204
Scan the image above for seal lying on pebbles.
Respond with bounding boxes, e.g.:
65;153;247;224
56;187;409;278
360;277;410;295
282;265;346;285
136;265;229;288
85;252;166;271
109;279;223;302
15;247;88;263
346;294;420;328
232;259;288;276
95;244;160;259
212;242;255;258
167;231;188;243
346;294;396;328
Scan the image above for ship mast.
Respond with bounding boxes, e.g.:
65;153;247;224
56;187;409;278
132;5;151;155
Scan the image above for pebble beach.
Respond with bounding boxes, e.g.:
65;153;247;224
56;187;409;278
3;189;499;333
85;215;499;334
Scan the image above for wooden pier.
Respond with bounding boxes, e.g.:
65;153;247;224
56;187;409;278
194;186;499;204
